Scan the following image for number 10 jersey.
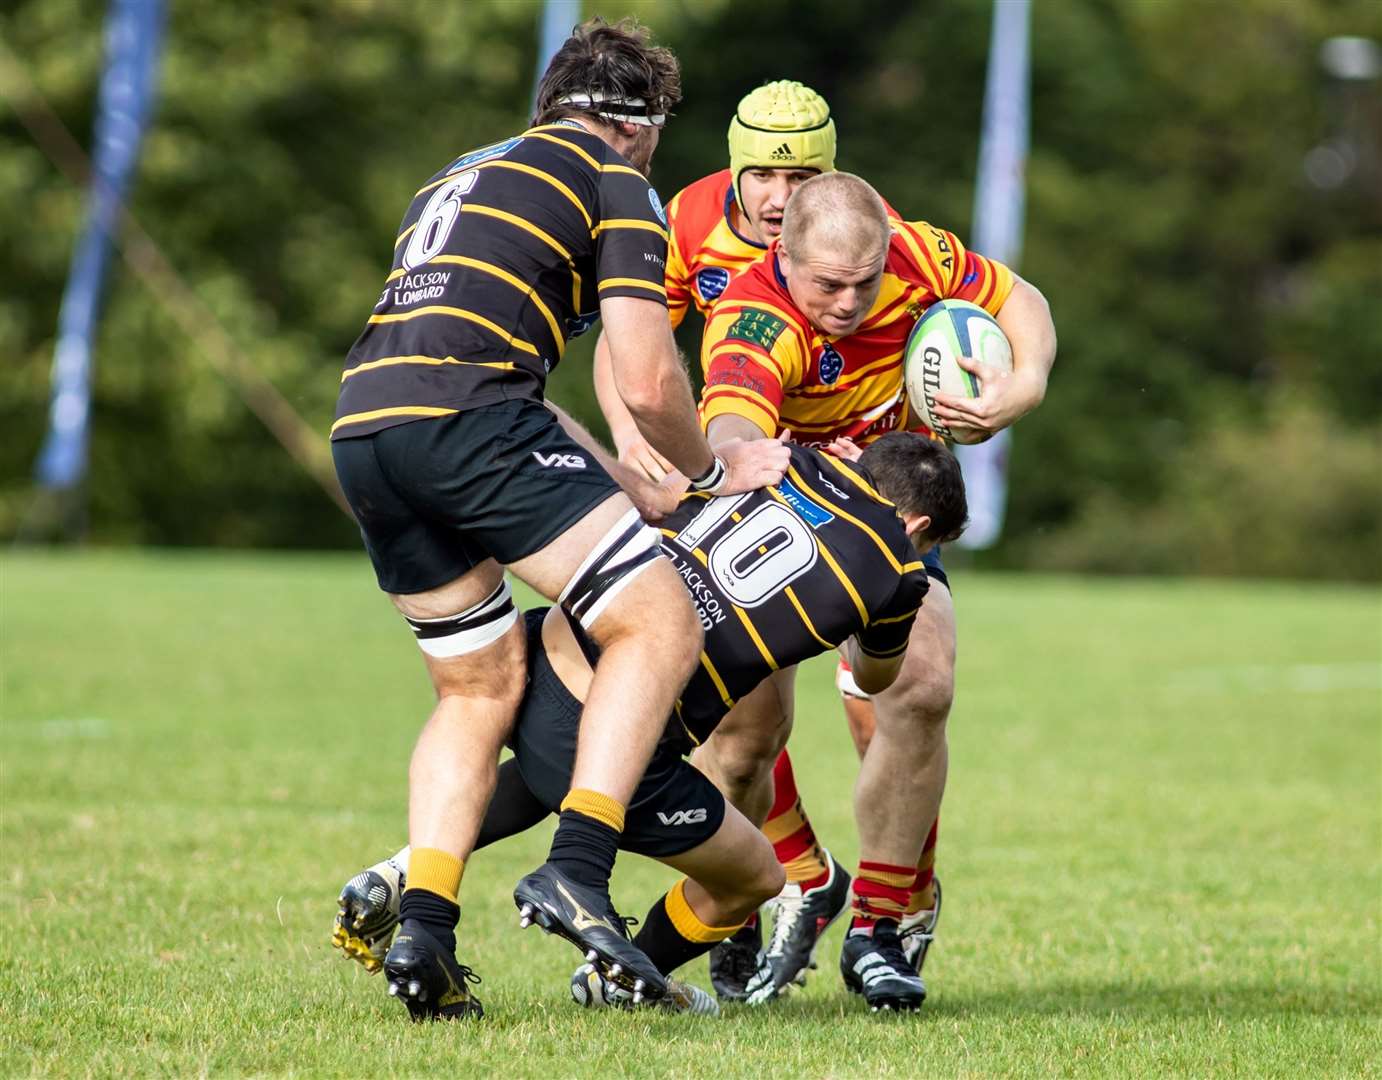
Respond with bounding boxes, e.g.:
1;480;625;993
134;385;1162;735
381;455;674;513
659;443;930;747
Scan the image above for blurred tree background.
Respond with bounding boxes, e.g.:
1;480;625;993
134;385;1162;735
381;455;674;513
2;0;1379;577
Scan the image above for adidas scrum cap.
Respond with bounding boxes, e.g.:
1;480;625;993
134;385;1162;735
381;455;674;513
728;80;836;209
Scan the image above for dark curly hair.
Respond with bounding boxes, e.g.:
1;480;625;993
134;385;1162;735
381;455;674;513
859;433;969;544
532;16;682;127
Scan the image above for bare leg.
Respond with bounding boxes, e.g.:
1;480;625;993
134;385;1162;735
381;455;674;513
853;582;955;868
691;667;796;825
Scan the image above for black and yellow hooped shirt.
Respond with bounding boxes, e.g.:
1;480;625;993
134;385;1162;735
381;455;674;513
333;122;669;440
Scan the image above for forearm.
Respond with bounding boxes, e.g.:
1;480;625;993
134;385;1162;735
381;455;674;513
706;413;774;451
996;277;1057;416
616;358;717;480
592;332;643;452
844;638;905;695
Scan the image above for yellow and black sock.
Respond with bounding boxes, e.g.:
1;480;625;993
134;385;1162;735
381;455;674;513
546;789;626;892
399;847;464;952
632;878;744;976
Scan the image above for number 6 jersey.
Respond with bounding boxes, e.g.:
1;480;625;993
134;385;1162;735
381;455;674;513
659;443;930;747
333;122;669;440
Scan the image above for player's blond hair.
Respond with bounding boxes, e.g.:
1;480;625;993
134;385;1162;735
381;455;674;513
780;172;891;263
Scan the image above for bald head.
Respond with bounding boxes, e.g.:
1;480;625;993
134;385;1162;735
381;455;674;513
777;172;891;338
780;171;891;264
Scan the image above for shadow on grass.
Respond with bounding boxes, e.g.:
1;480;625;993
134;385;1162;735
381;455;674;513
763;980;1380;1022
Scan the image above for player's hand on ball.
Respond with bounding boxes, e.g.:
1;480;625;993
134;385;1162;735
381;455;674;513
617;434;676;484
932;354;1032;442
716;436;791;494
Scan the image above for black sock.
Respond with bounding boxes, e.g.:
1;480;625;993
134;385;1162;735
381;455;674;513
546;809;621;893
632;893;720;977
398;889;460;954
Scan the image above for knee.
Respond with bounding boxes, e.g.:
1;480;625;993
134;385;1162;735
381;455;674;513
714;846;786;921
752;857;787;907
885;665;954;735
710;737;778;794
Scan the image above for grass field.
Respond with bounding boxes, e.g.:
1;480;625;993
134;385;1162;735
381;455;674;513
2;549;1379;1077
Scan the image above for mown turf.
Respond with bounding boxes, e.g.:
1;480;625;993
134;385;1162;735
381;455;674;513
2;550;1379;1077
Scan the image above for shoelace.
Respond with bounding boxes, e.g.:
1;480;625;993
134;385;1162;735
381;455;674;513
456;965;483;986
765;892;804;958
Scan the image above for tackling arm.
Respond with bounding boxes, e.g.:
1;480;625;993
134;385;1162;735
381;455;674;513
602;296;789;495
841;639;906;696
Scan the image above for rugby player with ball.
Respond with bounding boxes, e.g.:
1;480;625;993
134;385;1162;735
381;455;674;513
697;171;1056;1009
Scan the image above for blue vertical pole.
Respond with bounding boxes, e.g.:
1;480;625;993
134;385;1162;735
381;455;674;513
954;0;1031;551
533;0;583;110
35;0;166;495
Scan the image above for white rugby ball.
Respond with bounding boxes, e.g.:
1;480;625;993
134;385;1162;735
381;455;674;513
904;299;1013;440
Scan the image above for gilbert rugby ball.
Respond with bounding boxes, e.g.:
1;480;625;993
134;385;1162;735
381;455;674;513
904;299;1013;439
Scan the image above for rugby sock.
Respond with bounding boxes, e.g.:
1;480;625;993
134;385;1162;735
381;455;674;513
907;819;940;915
546;789;625;892
632;879;744;976
762;750;830;890
400;847;463;952
848;860;914;935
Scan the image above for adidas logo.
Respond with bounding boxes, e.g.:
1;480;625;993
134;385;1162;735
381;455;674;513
769;142;795;160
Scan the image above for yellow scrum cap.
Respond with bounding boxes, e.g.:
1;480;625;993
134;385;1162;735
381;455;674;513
727;80;836;209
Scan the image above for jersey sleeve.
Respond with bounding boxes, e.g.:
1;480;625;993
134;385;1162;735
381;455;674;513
699;303;807;437
893;220;1015;315
662;189;693;330
593;166;670;306
854;566;930;659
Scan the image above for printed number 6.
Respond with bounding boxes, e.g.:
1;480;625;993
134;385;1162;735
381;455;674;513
403;170;478;271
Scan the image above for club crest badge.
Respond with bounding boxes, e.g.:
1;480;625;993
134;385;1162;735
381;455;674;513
696;266;731;303
818;343;844;385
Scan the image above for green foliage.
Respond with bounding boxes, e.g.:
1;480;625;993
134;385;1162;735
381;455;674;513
2;0;1379;574
4;553;1380;1074
1022;394;1382;579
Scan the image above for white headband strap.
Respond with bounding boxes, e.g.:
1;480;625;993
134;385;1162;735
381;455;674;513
554;92;665;127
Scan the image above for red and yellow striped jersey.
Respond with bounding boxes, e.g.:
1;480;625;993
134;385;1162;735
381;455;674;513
664;169;901;331
664;169;765;330
699;221;1015;448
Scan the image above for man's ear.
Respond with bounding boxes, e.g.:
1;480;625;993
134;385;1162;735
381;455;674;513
901;511;932;540
615;120;639;138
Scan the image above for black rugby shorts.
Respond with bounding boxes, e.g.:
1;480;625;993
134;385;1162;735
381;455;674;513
510;609;726;859
332;400;621;594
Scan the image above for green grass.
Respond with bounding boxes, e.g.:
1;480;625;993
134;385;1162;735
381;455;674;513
2;550;1379;1077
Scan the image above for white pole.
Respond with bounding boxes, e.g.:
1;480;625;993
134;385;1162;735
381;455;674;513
954;0;1031;551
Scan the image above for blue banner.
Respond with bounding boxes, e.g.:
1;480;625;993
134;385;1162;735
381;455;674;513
954;0;1031;550
35;0;166;491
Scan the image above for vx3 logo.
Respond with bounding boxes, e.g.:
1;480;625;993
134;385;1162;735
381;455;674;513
532;452;587;469
656;808;708;826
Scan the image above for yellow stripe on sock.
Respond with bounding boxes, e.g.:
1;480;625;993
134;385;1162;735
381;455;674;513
560;788;626;833
406;847;464;904
761;806;806;845
783;848;829;885
665;879;743;945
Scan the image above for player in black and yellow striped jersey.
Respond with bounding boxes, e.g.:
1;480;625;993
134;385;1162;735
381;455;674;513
330;18;790;1023
332;120;669;437
332;432;966;1014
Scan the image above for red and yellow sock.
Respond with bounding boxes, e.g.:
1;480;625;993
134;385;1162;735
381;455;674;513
906;819;940;915
849;860;914;932
761;750;830;890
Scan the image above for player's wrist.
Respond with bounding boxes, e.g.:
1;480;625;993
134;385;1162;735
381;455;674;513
688;455;727;495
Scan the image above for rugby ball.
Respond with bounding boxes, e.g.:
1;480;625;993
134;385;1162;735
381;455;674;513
903;299;1013;440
